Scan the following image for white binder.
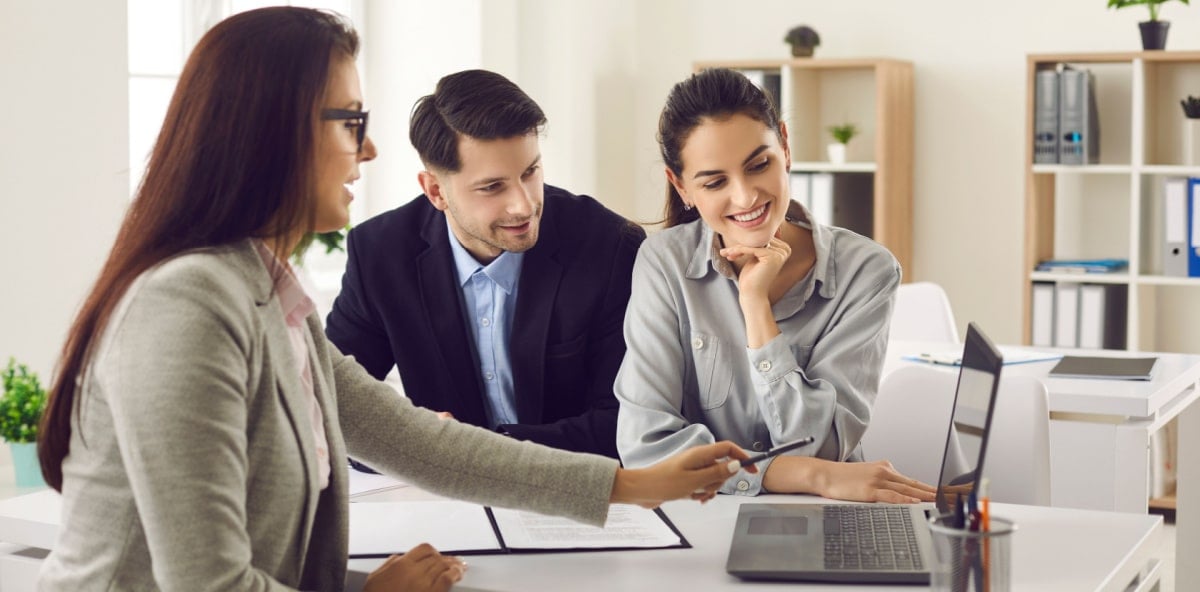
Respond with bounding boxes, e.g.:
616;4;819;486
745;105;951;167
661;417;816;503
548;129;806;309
1054;282;1080;348
1163;177;1189;277
1031;282;1055;347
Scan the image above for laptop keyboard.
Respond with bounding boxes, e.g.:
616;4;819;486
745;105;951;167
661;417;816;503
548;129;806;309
821;505;923;571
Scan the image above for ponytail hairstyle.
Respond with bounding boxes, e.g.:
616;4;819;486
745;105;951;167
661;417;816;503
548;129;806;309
38;7;359;491
656;68;783;228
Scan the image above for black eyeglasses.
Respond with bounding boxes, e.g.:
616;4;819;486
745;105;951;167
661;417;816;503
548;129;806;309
321;108;369;153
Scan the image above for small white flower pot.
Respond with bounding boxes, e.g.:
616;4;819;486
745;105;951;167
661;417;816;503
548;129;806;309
827;143;847;164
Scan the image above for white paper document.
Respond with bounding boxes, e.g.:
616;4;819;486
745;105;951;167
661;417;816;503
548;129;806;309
347;469;408;499
348;501;501;557
348;501;685;557
490;503;681;550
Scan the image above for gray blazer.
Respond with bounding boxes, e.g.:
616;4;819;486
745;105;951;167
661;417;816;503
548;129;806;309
39;240;618;592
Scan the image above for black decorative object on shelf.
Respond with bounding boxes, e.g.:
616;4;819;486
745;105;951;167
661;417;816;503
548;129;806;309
784;25;820;58
1181;95;1200;118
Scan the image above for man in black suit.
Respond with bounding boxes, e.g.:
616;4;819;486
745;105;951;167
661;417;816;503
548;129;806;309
326;70;643;458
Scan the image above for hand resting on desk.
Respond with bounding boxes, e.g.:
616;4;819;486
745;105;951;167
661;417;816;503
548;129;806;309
364;542;466;592
763;457;936;503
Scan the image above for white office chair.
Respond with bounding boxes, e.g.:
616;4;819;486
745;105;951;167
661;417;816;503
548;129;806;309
861;365;969;487
890;281;960;343
982;375;1052;506
861;365;1052;506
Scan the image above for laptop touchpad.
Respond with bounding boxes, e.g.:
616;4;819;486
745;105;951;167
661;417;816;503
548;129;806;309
748;516;808;535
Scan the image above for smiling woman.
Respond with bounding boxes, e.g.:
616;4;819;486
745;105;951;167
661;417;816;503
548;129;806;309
616;68;937;506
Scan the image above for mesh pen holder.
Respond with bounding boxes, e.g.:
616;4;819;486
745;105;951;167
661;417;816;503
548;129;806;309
927;514;1016;592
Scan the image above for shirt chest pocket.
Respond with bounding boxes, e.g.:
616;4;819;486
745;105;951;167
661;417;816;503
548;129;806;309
691;332;734;409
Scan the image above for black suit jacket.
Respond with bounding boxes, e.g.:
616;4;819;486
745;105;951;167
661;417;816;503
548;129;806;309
326;185;644;458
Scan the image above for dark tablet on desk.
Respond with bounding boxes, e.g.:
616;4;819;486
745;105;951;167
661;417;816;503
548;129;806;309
1048;355;1157;380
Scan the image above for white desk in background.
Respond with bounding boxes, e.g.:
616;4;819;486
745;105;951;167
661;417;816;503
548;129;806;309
886;340;1200;591
0;487;1163;592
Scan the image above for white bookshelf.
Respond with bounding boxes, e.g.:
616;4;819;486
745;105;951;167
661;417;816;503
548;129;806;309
1024;52;1200;354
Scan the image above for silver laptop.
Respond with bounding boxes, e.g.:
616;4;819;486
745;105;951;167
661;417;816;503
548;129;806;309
726;322;1003;584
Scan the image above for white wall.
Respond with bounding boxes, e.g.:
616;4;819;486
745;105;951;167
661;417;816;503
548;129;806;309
0;1;129;378
4;1;1199;377
361;0;483;216
493;0;1200;346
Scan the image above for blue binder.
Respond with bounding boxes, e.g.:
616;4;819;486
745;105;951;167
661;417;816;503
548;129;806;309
1190;178;1200;277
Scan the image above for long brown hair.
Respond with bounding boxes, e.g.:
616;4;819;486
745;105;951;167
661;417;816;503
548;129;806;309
656;68;783;228
38;7;359;491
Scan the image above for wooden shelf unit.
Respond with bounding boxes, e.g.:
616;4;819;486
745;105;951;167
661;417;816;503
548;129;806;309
696;58;914;276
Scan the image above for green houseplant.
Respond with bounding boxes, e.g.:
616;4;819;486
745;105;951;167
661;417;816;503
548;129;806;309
826;123;858;164
1;358;48;487
1107;0;1191;50
291;226;350;265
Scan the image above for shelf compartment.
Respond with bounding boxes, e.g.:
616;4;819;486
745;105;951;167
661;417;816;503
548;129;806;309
1143;61;1200;167
1051;174;1132;262
785;68;877;164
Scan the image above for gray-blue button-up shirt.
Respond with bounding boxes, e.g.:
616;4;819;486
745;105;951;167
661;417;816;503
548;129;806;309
615;200;899;495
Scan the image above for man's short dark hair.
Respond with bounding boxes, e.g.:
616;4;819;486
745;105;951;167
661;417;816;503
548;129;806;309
409;69;547;173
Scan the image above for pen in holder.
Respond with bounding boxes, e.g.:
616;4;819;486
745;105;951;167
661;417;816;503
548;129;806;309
928;513;1015;592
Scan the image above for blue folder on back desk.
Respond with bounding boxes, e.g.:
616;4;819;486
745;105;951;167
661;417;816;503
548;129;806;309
903;347;1061;367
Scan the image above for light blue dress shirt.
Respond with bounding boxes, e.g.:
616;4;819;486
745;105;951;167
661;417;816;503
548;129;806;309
448;219;524;428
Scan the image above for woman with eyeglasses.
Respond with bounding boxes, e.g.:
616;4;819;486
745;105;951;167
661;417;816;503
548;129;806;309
36;8;751;592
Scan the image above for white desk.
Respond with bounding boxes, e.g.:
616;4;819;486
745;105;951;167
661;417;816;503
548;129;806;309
0;488;1163;592
346;492;1162;592
886;340;1200;590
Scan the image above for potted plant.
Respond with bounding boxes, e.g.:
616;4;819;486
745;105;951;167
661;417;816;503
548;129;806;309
827;123;858;164
291;226;350;265
1;358;48;488
1107;0;1190;51
784;25;820;58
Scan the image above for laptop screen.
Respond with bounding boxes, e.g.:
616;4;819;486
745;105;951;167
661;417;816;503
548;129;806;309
933;323;1004;515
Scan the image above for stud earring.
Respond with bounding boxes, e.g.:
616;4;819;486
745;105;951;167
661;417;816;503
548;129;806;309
683;203;694;211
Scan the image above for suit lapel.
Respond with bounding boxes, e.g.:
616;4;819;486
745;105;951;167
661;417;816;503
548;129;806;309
229;241;320;498
511;201;563;423
298;317;349;589
417;212;489;426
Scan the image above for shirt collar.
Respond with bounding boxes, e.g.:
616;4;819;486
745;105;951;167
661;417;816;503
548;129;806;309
251;239;316;327
446;217;524;294
685;199;837;300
